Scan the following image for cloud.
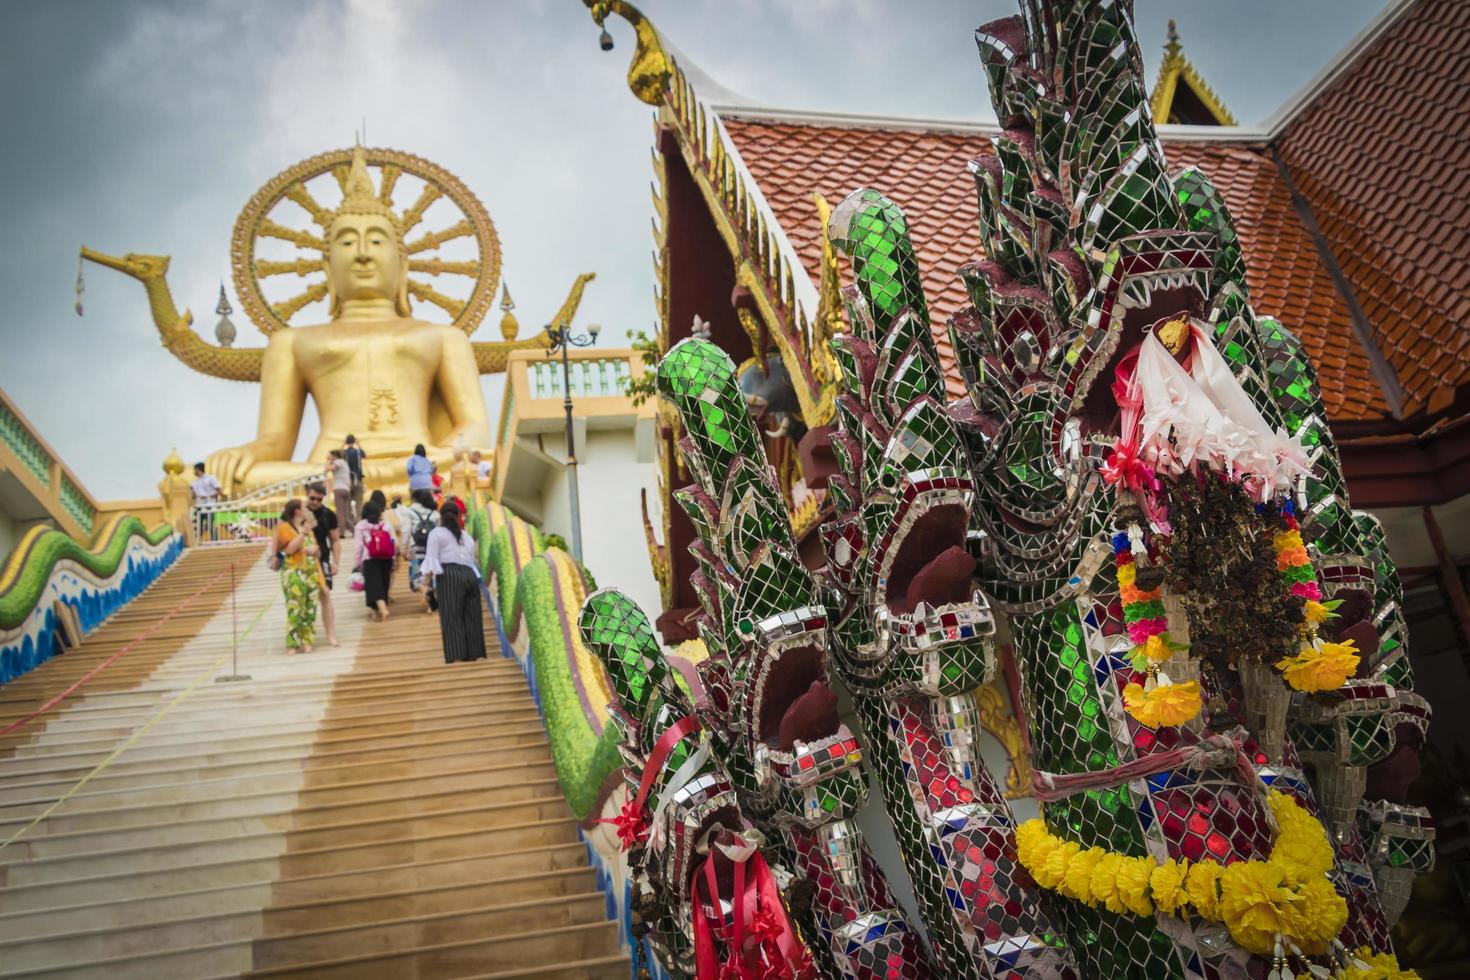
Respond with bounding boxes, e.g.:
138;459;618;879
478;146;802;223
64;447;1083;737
0;0;1389;502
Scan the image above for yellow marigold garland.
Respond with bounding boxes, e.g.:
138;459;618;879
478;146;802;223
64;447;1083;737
1277;638;1360;694
1015;790;1348;956
1122;679;1205;727
1297;948;1420;979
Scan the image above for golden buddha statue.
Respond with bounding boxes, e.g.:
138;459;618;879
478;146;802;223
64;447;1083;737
82;145;595;496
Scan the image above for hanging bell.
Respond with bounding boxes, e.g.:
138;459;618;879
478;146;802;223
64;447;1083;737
214;283;237;348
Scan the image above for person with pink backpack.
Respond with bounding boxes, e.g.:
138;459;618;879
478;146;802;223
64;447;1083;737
353;500;397;620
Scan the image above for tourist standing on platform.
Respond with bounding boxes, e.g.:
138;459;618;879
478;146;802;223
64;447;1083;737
404;488;440;596
305;483;341;648
343;434;366;529
354;499;396;621
275;499;320;652
472;450;491;481
327;450;351;526
406;444;435;493
421;501;485;663
190;462;222;542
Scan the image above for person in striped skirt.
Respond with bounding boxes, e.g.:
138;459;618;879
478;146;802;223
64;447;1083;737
420;501;486;663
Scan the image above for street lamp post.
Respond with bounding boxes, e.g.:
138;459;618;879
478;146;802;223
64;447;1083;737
545;321;601;562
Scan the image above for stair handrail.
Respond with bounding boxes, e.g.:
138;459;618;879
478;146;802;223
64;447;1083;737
191;471;324;546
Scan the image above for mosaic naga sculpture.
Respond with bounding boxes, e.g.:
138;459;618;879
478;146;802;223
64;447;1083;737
588;0;1432;975
818;194;1079;979
579;337;935;979
818;0;1432;976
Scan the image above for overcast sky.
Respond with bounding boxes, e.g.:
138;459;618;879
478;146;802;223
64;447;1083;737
0;0;1389;501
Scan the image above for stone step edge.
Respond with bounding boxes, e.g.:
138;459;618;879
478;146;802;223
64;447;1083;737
0;774;566;850
0;814;581;892
242;918;622;978
0;718;546;781
0;890;610;974
0;751;556;821
0;840;588;922
466;955;631;980
0;668;527;723
0;919;621;980
0;786;572;870
0;700;542;756
0;681;532;738
0;726;548;794
0;865;596;948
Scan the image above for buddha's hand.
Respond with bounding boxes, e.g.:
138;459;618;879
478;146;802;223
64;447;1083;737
206;444;259;497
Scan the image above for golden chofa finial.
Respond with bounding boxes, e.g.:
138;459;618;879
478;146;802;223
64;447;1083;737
1165;19;1182;58
499;284;520;340
162;447;186;476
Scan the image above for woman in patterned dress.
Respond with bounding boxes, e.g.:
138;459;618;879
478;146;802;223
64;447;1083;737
275;499;321;652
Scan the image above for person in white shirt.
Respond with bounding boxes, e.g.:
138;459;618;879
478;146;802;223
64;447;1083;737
326;450;353;528
191;462;222;542
471;450;492;481
420;501;485;663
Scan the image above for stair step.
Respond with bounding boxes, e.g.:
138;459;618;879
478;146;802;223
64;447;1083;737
243;920;623;979
1;705;538;761
0;544;622;980
0;845;592;937
0;726;549;795
0;888;609;974
1;685;534;743
251;892;610;970
3;778;567;855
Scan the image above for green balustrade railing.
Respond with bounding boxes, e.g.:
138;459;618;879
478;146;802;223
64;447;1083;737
0;398;54;484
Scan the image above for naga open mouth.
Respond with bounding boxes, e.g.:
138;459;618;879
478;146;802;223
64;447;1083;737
1073;235;1214;442
756;645;842;751
883;504;976;616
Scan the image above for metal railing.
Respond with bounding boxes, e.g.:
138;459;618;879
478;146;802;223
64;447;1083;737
190;472;321;547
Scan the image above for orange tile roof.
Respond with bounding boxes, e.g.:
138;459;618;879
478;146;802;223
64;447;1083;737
723;117;1389;420
1275;0;1470;419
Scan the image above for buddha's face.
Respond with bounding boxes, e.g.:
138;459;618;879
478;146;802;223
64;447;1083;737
326;212;404;307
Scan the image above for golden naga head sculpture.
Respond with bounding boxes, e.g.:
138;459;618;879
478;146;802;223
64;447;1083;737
325;145;412;319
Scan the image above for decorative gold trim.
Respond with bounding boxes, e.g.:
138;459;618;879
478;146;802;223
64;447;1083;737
975;680;1033;799
1149;20;1238;126
230;147;502;337
584;1;671;107
654;59;841;429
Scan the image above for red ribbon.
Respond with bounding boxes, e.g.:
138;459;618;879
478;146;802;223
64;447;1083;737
596;714;698;850
694;845;814;980
1101;440;1153;494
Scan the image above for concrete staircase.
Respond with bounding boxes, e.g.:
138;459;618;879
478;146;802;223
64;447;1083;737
0;543;626;978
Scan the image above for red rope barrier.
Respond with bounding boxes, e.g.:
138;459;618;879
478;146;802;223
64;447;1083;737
0;561;237;738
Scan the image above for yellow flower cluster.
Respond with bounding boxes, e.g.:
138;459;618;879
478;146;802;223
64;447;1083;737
1122;680;1203;727
1277;638;1360;693
1015;790;1348;956
1297;948;1420;979
1303;599;1333;627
